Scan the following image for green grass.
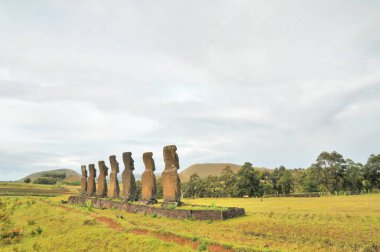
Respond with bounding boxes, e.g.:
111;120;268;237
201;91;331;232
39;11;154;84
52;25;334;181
51;194;380;251
0;196;193;252
1;182;380;251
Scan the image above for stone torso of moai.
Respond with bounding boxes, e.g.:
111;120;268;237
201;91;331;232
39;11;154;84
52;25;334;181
80;165;87;196
141;152;157;204
86;164;97;197
108;155;120;198
161;145;181;203
97;161;108;197
121;152;137;201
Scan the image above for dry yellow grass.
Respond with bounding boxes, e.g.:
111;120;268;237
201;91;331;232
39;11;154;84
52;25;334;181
1;185;380;251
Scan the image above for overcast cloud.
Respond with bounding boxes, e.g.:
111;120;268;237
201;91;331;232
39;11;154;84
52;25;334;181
1;1;380;180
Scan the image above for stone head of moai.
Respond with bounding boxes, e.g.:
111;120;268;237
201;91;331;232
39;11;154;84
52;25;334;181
81;165;87;177
143;152;155;171
109;155;119;173
163;145;179;171
89;164;96;177
98;161;108;176
122;152;134;171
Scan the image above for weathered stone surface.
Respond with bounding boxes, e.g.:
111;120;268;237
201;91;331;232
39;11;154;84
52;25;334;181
80;165;87;195
87;164;96;197
161;145;181;202
121;152;137;200
85;198;246;220
68;195;87;206
96;161;108;197
108;155;120;198
141;152;157;203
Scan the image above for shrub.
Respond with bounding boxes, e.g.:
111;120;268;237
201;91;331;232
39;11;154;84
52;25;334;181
151;213;157;218
224;243;232;249
36;227;42;235
31;227;42;237
164;203;177;209
32;177;58;185
0;229;23;245
198;241;208;251
42;173;66;179
191;236;199;242
83;219;96;226
63;181;80;186
24;177;31;183
27;220;36;225
86;201;93;212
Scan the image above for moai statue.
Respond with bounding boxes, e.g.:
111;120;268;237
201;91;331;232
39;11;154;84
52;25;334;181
141;152;157;204
80;165;87;196
97;161;108;197
87;164;97;197
161;145;181;203
121;152;137;201
108;155;120;198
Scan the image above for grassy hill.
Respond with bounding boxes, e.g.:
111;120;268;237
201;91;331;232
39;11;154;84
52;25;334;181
18;168;80;183
179;163;240;182
179;163;271;182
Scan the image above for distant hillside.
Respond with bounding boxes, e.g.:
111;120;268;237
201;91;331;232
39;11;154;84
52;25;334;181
19;169;81;183
179;163;271;182
179;163;240;182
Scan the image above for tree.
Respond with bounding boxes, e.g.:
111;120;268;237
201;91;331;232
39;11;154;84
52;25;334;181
135;180;142;200
277;169;294;194
363;154;380;191
204;175;220;197
301;166;321;192
270;166;294;194
315;151;346;193
291;168;306;193
234;162;262;197
32;177;58;185
185;173;201;198
156;178;163;199
24;177;31;183
343;159;363;193
218;166;236;197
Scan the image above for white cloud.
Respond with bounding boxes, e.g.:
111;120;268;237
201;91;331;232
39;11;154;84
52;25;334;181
0;1;379;180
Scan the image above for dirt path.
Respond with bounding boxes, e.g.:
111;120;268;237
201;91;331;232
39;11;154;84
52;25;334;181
91;215;125;232
49;200;233;252
131;229;199;250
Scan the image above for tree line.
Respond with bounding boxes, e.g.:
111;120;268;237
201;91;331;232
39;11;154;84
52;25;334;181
181;152;380;198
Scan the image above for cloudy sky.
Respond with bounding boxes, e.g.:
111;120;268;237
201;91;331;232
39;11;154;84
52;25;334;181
1;1;379;180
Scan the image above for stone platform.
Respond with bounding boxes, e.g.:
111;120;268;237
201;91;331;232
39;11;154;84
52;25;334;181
68;196;245;221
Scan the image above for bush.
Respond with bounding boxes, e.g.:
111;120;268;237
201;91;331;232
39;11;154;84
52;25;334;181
32;177;58;185
163;203;177;209
198;241;208;251
42;173;66;179
86;201;93;212
0;229;23;245
24;177;31;183
31;227;42;237
36;227;43;235
83;219;96;225
62;181;80;186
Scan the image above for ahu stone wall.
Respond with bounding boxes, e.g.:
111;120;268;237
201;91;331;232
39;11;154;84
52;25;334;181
68;196;245;221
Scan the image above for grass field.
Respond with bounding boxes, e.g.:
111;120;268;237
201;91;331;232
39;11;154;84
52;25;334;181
1;184;380;251
0;183;79;196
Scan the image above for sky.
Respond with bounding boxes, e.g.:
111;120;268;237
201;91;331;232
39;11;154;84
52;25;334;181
0;1;380;180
